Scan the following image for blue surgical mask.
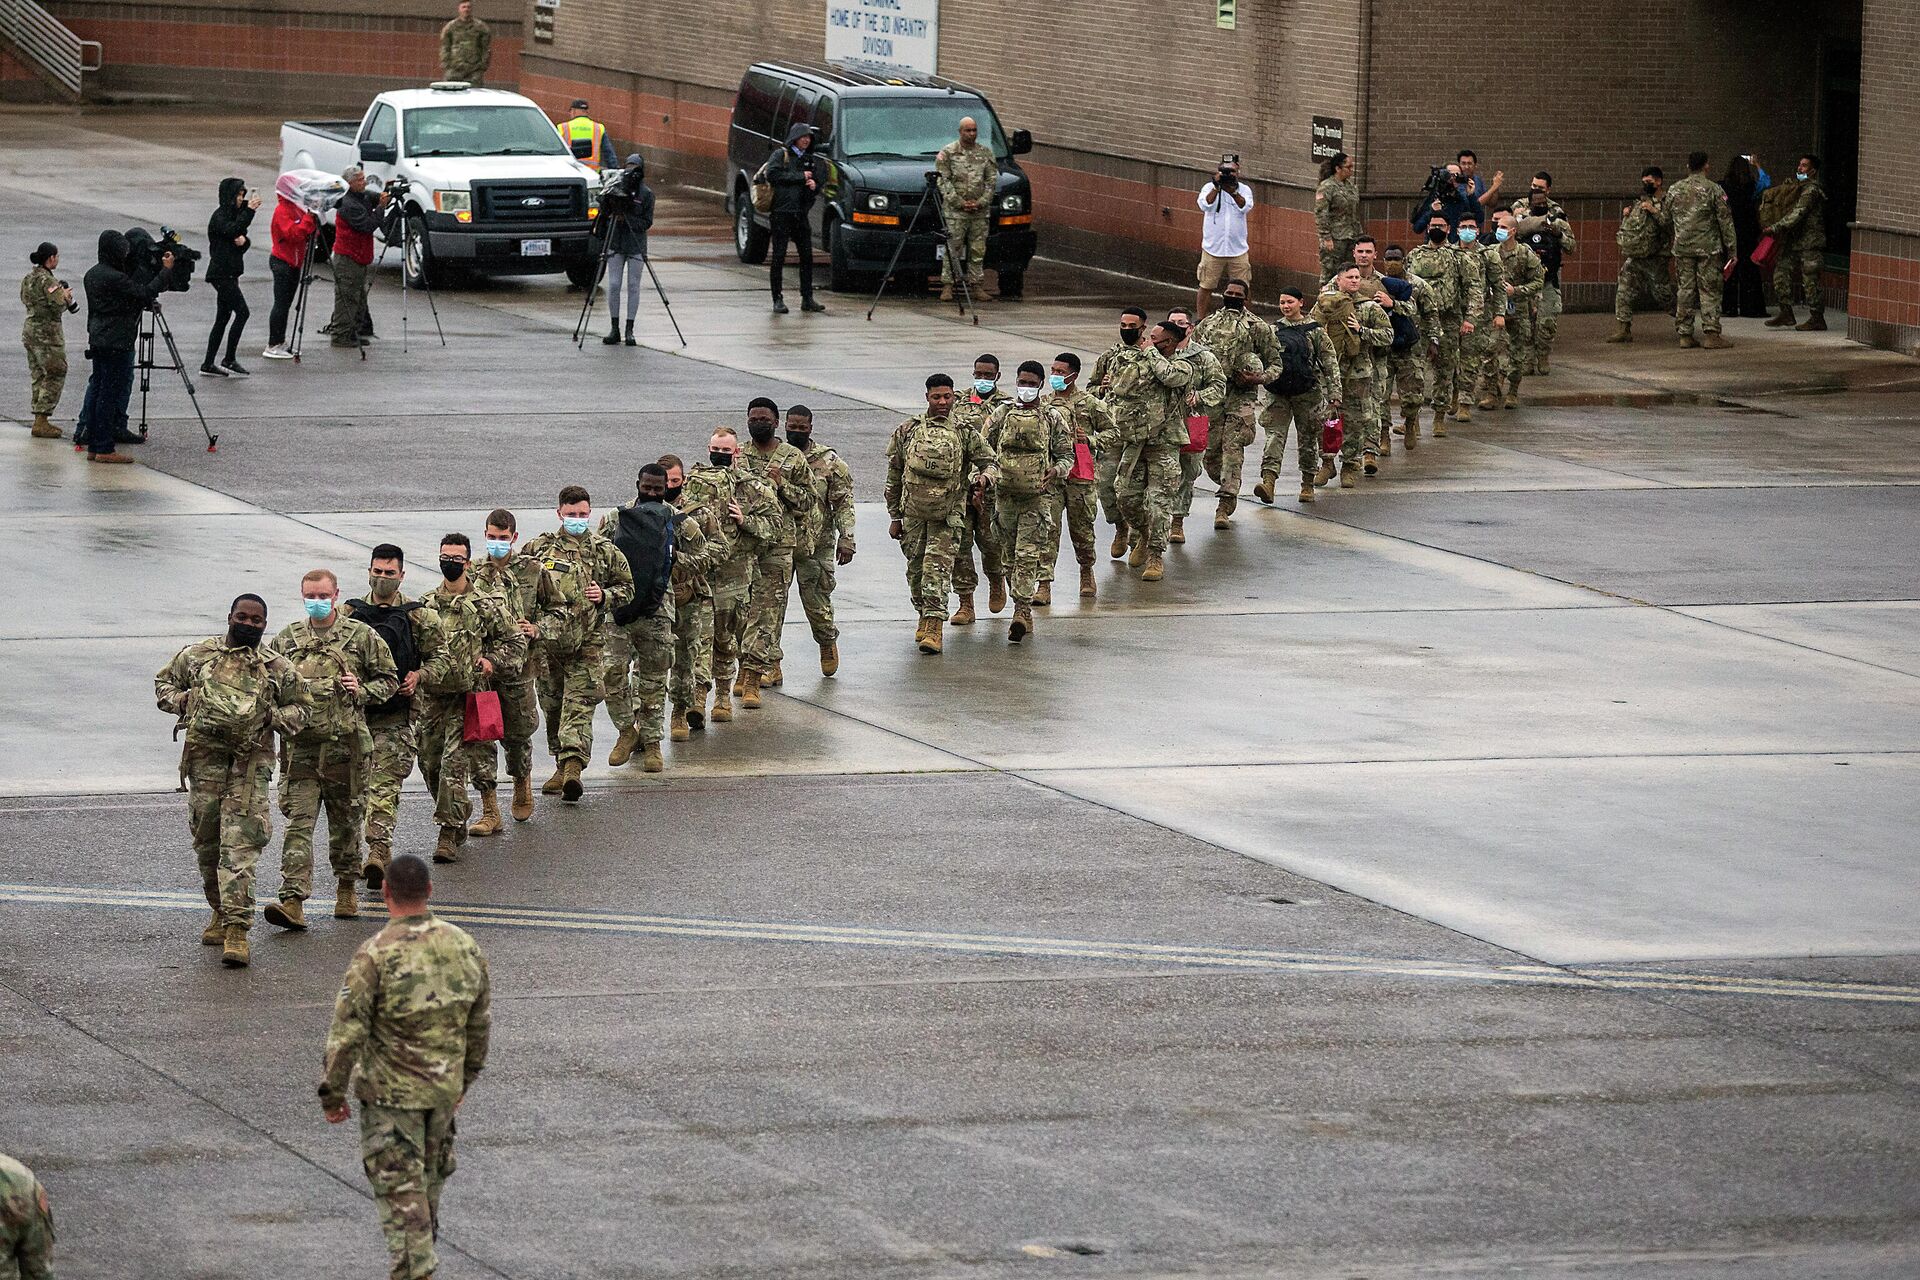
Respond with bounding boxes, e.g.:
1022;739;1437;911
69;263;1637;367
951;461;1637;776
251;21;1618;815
1494;227;1510;243
1048;374;1067;392
303;597;334;621
973;378;996;396
1795;172;1809;181
1458;227;1478;244
485;538;513;559
561;516;591;536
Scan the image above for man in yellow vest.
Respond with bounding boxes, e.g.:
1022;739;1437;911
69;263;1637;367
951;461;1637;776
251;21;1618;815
560;99;615;172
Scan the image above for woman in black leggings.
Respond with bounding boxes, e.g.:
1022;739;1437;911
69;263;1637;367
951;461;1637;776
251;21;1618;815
203;177;260;377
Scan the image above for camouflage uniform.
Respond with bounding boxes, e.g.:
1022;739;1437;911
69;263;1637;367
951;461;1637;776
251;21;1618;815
985;398;1073;604
270;616;397;903
886;410;999;620
437;14;492;85
1314;174;1362;281
1171;339;1227;520
666;484;727;718
321;911;490;1280
680;463;782;709
1193;305;1281;503
790;438;855;646
1768;177;1826;315
1407;240;1466;417
950;388;1010;602
1257;316;1339;484
1039;386;1115;593
934;139;997;287
1108;345;1196;553
1346;267;1397;452
1614;193;1675;324
156;637;309;929
520;527;631;767
1087;345;1133;533
18;264;68;421
1455;240;1505;412
0;1153;55;1279
599;505;701;748
418;582;523;836
467;550;558;795
1667;171;1736;338
1383;269;1440;433
736;437;817;679
1512;197;1576;371
1481;238;1543;402
1310;290;1394;462
343;594;450;874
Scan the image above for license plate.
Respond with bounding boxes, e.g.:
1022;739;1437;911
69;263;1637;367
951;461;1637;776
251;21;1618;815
520;239;551;257
934;244;945;261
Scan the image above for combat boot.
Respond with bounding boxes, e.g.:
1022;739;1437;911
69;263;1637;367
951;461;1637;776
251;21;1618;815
919;617;944;654
468;789;503;836
1475;386;1498;410
671;707;691;742
221;926;250;968
1079;565;1096;598
1298;482;1316;504
1796;311;1826;332
1454;401;1473;422
1108;525;1129;559
30;414;62;439
541;764;566;794
624;320;638;347
711;687;733;723
362;841;389;889
608;727;640;766
1033;580;1052;606
1169;515;1186;544
1378;428;1391;457
740;669;763;709
1340;462;1358;488
561;758;584;801
511;775;534;821
602;319;621;345
1214;496;1233;529
768;662;783;687
1314;459;1337;486
1253;473;1276;504
950;594;976;625
201;911;225;946
1008;602;1032;643
1432;415;1448;438
433;826;462;864
940;283;954;302
1140;551;1165;582
1605;321;1633;342
1765;306;1796;327
1127;533;1148;569
1537;349;1551;374
988;574;1007;613
687;703;706;731
732;672;746;697
820;641;839;676
335;878;359;920
641;742;664;772
1678;332;1699;348
1403;410;1420;450
1362;451;1379;476
1700;331;1730;349
264;898;307;931
1503;387;1520;410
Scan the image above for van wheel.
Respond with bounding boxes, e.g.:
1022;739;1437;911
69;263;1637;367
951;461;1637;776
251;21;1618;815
565;260;599;289
996;266;1026;300
402;213;439;290
826;220;862;292
735;186;769;264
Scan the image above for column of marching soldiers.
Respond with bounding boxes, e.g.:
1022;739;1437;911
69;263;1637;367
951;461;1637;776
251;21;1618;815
152;204;1557;969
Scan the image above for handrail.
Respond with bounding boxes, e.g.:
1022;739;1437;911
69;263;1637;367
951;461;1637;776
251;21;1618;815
0;0;96;97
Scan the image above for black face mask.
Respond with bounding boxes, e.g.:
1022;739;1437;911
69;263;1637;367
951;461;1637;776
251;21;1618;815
747;421;775;445
1220;295;1245;311
665;484;683;503
1120;326;1141;344
1427;226;1447;244
439;559;466;582
785;431;810;448
1643;181;1658;195
710;450;734;467
227;622;265;649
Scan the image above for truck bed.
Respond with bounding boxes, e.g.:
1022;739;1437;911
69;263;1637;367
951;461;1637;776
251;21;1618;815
287;120;359;142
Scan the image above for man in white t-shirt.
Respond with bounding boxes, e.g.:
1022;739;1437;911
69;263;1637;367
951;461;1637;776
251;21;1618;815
1195;152;1253;321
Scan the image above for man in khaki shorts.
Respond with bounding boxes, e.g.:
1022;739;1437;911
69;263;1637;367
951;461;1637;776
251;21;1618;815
1194;152;1252;322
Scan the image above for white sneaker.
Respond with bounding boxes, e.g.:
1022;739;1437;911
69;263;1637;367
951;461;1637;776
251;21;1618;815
261;345;293;360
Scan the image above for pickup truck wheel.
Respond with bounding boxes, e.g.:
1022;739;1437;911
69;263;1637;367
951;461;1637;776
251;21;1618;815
735;186;769;265
565;259;599;289
402;213;439;290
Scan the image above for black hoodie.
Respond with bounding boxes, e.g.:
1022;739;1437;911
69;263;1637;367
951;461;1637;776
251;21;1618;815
206;177;256;282
82;230;164;352
764;123;823;216
599;156;655;258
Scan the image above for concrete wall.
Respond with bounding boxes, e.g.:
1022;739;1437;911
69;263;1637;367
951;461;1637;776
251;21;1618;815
1849;0;1919;356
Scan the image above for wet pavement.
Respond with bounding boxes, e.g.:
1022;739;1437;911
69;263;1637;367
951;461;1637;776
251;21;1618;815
2;108;1918;1280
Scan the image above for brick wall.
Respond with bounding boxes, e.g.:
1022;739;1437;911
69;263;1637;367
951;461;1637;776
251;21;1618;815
1848;0;1919;357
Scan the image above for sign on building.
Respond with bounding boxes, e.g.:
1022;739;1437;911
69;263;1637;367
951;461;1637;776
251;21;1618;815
1217;0;1236;30
1311;115;1343;161
825;0;939;75
532;0;557;44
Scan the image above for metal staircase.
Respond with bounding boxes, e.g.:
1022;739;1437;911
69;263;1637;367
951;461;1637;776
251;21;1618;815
0;0;101;99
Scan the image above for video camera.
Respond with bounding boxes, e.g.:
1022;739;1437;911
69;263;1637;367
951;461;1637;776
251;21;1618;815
1420;165;1456;204
125;226;198;292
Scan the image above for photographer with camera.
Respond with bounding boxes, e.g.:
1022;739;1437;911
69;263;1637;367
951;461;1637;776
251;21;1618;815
764;124;826;315
597;154;656;347
202;177;261;378
73;229;182;462
326;166;389;349
19;242;77;439
1194;153;1252;322
263;172;323;359
1411;163;1477;240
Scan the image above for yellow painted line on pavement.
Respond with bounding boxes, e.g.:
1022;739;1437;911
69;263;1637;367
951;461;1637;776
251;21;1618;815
2;883;1915;1005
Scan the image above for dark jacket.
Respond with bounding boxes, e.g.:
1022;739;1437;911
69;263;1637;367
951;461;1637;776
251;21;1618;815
598;159;656;258
1411;184;1479;238
764;124;824;217
82;230;166;352
205;177;256;282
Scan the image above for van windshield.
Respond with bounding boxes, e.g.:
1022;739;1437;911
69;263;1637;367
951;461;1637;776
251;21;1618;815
839;98;1009;161
404;106;571;158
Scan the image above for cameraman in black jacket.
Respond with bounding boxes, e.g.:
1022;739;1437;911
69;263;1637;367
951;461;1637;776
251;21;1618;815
597;153;656;347
202;177;261;378
74;229;178;462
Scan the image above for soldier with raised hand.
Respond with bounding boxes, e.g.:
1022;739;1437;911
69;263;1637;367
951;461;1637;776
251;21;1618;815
438;0;491;84
1608;166;1674;344
1255;287;1339;504
1511;172;1575;373
269;569;397;930
887;373;999;654
1090;309;1149;558
782;406;856;677
322;855;489;1280
682;431;783;723
156;594;309;967
1764;154;1828;332
468;510;559;830
0;1151;55;1277
735;397;818;704
934;117;997;303
985;362;1073;642
1192;278;1279;529
1380;245;1439;448
524;487;632;802
1667;150;1737;350
1166;306;1226;544
1111;320;1198;581
948;355;1011;625
1450;212;1504;425
1040;352;1115;601
1310;267;1394;484
1479;211;1543;411
19;242;74;439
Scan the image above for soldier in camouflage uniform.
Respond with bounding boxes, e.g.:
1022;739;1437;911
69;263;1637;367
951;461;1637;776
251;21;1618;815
1337;238;1398;459
1041;352;1115;601
887;374;999;654
1315;152;1362;283
1311;268;1394;483
1192;279;1280;528
468;509;560;830
736;397;818;702
156;594;309;967
1478;211;1543;410
1109;322;1197;581
1089;311;1148;558
934;118;997;301
1380;247;1439;447
1256;287;1339;503
1407;224;1465;434
949;357;1011;625
419;535;524;862
985;362;1073;641
322;855;490;1280
659;454;718;740
1450;213;1504;423
782;406;856;676
0;1152;55;1278
682;433;783;723
1763;155;1828;331
1608;166;1674;343
1511;174;1576;372
1667;152;1736;349
270;569;397;929
1166;308;1226;544
437;0;491;85
601;465;705;773
19;243;73;438
523;487;633;801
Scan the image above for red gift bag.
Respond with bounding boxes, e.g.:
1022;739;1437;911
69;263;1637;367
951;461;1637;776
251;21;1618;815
1181;413;1210;454
1320;416;1344;455
1068;439;1095;482
462;690;504;744
1750;234;1779;274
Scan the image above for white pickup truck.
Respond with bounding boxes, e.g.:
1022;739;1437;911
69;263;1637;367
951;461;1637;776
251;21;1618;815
280;83;601;288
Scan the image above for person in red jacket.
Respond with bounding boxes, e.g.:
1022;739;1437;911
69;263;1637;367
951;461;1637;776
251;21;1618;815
263;172;321;359
326;166;388;349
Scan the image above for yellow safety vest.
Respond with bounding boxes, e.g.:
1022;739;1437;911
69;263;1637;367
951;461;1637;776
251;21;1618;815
562;117;607;171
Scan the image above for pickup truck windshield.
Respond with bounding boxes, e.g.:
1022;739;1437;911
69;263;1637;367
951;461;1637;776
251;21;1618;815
839;99;1009;162
402;106;570;158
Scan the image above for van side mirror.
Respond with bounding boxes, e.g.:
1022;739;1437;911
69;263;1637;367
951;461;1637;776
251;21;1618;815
359;140;398;165
1010;129;1033;156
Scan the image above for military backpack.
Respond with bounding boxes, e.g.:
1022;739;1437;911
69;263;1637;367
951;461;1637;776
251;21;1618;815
1265;324;1322;397
1315;293;1363;362
347;600;422;719
183;647;271;748
993;406;1052;497
285;639;355;738
610;503;677;624
901;418;964;519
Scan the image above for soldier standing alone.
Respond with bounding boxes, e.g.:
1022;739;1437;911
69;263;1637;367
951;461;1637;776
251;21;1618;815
19;242;74;439
1315;151;1362;283
322;854;490;1280
934;117;997;303
1667;151;1737;349
438;0;491;85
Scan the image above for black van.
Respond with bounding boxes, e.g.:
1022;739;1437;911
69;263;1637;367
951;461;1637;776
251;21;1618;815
726;61;1036;297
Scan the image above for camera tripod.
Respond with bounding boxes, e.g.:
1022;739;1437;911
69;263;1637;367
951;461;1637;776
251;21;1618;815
288;234;321;363
367;211;447;356
135;303;218;452
866;170;979;326
571;214;686;349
